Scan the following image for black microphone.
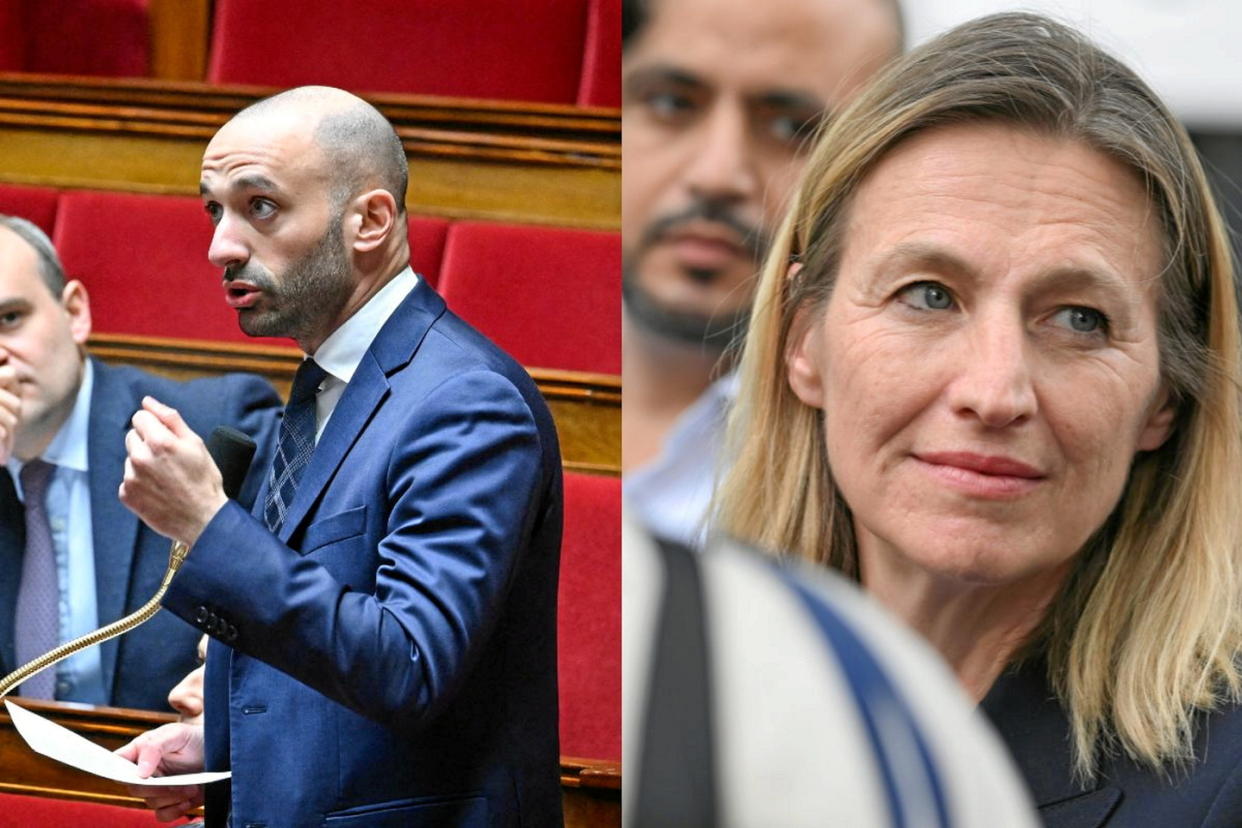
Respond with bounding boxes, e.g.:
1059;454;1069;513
0;426;261;698
205;425;257;499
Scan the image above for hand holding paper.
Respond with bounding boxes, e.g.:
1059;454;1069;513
5;699;228;788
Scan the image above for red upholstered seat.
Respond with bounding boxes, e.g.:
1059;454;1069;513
578;0;621;108
0;184;59;236
21;0;149;77
0;1;20;72
208;0;590;104
52;190;282;345
558;472;621;760
408;214;450;289
437;222;620;374
0;792;189;825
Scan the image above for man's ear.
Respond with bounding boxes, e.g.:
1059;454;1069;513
784;263;826;408
61;280;92;346
1136;386;1176;452
349;189;398;253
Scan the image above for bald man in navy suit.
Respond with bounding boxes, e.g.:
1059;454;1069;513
118;87;562;828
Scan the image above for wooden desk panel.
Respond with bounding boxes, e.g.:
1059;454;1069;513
0;700;620;825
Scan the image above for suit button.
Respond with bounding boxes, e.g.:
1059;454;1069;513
225;624;238;643
195;605;209;624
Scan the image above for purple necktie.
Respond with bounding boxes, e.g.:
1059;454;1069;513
14;458;57;699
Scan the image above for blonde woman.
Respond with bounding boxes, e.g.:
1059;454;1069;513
716;13;1242;825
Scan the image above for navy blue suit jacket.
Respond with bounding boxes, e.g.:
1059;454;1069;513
983;658;1242;826
0;358;280;710
163;280;564;828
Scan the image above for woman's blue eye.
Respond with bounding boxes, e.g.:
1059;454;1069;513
1052;306;1108;334
900;282;954;311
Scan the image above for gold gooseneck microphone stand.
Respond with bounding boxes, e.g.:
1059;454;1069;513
0;541;190;699
0;424;256;700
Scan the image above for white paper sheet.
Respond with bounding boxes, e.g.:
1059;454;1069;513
5;700;231;786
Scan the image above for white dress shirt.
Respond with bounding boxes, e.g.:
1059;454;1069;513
309;266;419;440
623;371;738;550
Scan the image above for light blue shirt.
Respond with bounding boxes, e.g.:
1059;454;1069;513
8;359;106;704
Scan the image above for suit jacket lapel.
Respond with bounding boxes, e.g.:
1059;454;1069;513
981;658;1122;827
277;356;387;543
277;279;445;543
0;468;23;674
87;360;143;696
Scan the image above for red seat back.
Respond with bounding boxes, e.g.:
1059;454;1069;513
0;1;21;71
21;0;149;77
408;215;450;289
0;184;59;237
0;792;189;825
578;0;621;108
52;191;278;345
558;472;621;760
437;222;620;374
208;0;590;103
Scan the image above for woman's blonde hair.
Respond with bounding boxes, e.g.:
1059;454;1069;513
715;11;1242;778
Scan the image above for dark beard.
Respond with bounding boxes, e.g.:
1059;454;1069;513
622;260;751;353
231;215;354;343
623;198;766;352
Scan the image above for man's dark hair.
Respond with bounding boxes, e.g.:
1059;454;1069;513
622;0;647;50
0;214;66;296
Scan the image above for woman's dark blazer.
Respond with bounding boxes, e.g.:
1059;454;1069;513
982;658;1242;827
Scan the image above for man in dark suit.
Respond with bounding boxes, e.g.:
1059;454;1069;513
0;215;279;711
118;86;563;827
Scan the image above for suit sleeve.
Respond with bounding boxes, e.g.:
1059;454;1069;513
162;368;546;730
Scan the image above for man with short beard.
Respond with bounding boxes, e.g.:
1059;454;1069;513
116;87;564;828
622;0;903;547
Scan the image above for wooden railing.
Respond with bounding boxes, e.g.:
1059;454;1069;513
0;74;619;229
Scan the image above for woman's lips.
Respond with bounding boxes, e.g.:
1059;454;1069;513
913;451;1045;499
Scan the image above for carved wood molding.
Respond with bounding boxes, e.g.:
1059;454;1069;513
0;74;619;169
0;74;619;227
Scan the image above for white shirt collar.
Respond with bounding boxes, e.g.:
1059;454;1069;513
311;266;418;384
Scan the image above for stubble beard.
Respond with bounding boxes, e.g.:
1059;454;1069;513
237;216;354;344
622;198;767;353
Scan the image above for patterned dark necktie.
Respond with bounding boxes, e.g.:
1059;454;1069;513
14;459;57;699
264;359;327;532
